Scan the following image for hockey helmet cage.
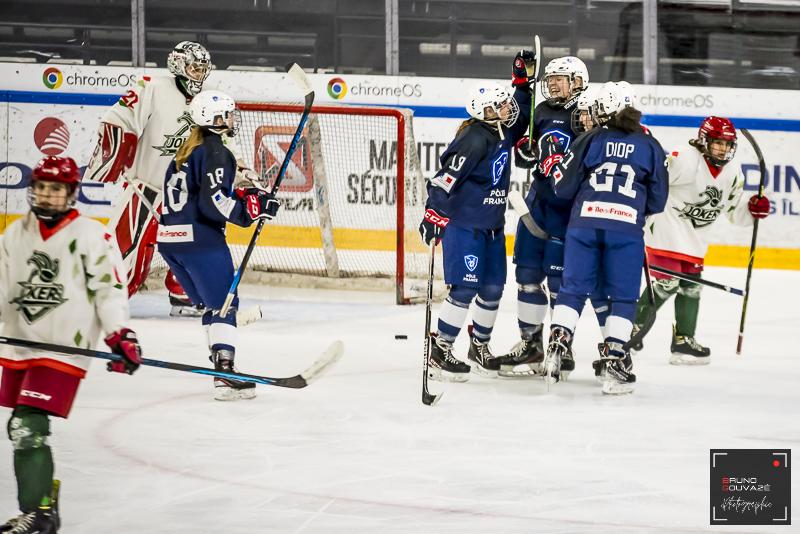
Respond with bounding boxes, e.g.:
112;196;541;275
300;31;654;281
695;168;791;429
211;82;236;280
695;116;737;166
189;90;240;136
168;41;212;96
28;156;81;219
571;84;601;133
542;56;589;104
466;83;519;128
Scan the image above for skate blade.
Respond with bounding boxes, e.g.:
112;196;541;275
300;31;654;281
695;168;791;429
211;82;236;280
559;370;572;381
427;368;470;383
170;305;205;318
498;363;542;378
469;365;499;379
214;387;257;401
602;380;635;395
669;353;710;366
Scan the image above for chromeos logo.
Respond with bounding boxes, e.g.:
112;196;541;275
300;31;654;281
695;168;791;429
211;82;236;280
42;67;63;90
327;77;347;99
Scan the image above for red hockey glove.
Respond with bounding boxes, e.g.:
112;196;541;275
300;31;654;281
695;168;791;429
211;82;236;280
514;136;538;169
419;208;449;245
239;188;280;222
747;195;770;219
105;328;143;375
511;49;537;89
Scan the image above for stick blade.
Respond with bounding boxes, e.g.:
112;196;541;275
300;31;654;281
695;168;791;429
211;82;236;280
508;189;530;216
422;390;442;406
285;62;315;103
299;340;344;385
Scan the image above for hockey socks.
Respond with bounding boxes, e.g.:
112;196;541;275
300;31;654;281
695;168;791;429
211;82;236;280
674;282;701;337
8;406;54;513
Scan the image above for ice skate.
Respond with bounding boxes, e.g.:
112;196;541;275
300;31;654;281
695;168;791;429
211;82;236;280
628;323;644;352
560;345;575;381
494;329;544;377
599;342;636;395
169;294;206;317
592;343;605;383
670;326;710;365
1;480;60;534
543;326;572;386
211;349;257;400
427;333;470;383
465;326;500;378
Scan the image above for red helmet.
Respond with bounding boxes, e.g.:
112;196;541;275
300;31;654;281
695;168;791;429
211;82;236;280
31;156;82;186
696;116;737;166
28;156;81;220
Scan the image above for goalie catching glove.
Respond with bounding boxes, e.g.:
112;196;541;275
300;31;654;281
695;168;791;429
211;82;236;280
511;49;538;90
419;208;449;245
105;328;143;374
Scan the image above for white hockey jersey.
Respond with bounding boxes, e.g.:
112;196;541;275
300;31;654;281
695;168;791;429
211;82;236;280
102;75;193;189
645;143;752;262
0;211;130;375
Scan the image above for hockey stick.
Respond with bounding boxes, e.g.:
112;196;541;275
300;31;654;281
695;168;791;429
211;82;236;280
0;335;343;389
736;128;767;354
220;63;315;318
508;189;549;239
525;35;542;179
649;265;744;296
421;241;442;406
624;254;656;351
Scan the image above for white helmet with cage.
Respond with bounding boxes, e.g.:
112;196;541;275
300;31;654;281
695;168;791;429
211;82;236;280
189;90;240;136
571;84;601;133
167;41;212;96
466;83;520;128
592;81;631;125
542;56;589;104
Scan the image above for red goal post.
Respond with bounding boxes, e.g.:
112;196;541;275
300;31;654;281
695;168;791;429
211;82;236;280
227;102;437;304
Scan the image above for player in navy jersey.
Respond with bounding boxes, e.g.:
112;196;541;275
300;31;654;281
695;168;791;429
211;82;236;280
495;55;596;378
545;82;668;394
156;90;279;400
418;53;534;382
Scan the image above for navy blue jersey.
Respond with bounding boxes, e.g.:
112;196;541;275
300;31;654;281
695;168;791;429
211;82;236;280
550;125;668;235
427;87;530;230
526;98;581;207
158;133;251;248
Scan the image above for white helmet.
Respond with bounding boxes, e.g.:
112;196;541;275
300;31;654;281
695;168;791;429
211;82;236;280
592;81;630;125
189;90;239;136
615;80;637;108
571;84;601;133
167;41;212;96
542;56;589;104
466;83;519;128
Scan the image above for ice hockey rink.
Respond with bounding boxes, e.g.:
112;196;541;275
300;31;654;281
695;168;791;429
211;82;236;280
1;265;797;533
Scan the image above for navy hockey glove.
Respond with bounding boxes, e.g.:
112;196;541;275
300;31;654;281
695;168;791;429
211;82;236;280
514;136;538;169
512;49;537;89
241;188;280;222
419;208;449;245
105;328;143;375
538;133;566;177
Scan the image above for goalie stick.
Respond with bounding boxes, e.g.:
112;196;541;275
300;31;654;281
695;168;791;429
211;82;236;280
736;128;766;355
0;336;343;389
421;241;442;406
220;63;315;318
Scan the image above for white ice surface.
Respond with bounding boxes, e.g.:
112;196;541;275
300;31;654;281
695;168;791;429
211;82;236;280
1;266;798;533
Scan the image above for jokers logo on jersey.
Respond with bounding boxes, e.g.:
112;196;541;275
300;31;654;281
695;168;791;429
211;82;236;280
11;251;68;324
153;111;194;156
674;185;723;228
491;151;508;186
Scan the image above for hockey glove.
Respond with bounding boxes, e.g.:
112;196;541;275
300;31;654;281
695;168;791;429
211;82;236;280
511;49;537;89
419;208;449;245
538;133;566;177
241;188;280;222
514;136;538;169
747;195;770;219
105;328;143;375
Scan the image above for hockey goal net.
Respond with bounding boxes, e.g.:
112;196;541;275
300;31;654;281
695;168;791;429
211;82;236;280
224;102;434;304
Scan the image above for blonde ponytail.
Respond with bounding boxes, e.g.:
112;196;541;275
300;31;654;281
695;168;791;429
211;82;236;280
175;126;205;167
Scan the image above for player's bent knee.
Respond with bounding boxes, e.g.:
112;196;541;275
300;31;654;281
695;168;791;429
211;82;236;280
518;281;544;295
7;410;50;451
478;284;503;304
678;280;702;298
449;285;478;307
653;277;680;300
515;266;545;285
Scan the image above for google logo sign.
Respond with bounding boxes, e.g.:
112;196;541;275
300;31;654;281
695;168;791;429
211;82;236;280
42;67;63;90
327;77;347;99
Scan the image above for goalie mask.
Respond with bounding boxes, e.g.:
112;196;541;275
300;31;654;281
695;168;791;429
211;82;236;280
189;90;240;137
692;116;737;167
168;41;212;96
466;83;519;129
542;56;589;106
28;156;81;221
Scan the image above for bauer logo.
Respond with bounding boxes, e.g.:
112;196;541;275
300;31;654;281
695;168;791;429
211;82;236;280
464;254;479;272
42;67;63;90
327;77;348;100
33;117;70;156
710;449;791;525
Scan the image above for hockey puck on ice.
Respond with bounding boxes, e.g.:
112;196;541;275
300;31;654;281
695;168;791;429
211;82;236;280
394;334;408;340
